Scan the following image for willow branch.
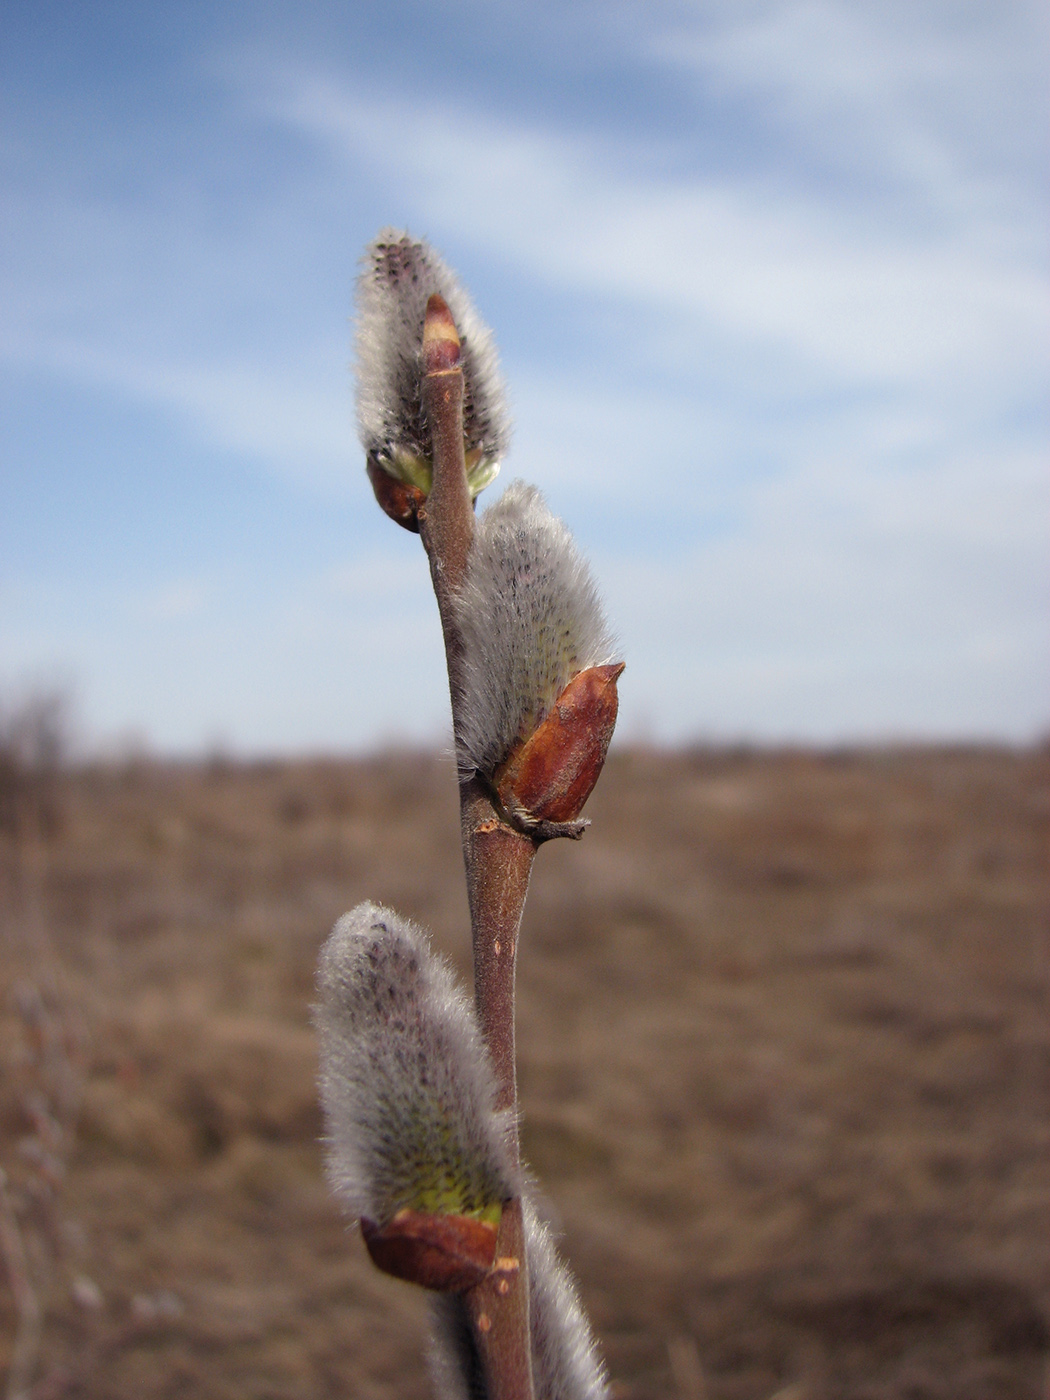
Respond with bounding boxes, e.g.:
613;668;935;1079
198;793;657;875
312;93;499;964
417;294;535;1400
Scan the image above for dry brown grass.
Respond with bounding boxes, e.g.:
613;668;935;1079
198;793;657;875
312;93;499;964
1;746;1047;1399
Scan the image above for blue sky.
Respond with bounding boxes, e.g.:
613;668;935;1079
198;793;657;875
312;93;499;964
2;0;1047;753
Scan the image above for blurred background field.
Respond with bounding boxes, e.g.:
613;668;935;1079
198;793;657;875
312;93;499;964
4;9;1047;1397
1;736;1047;1399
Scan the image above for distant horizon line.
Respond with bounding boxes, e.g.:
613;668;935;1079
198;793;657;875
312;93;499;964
63;732;1050;768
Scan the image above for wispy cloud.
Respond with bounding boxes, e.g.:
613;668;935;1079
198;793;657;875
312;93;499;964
600;441;1048;739
254;50;1044;404
142;579;210;621
2;1;1045;747
647;1;1043;195
8;336;355;492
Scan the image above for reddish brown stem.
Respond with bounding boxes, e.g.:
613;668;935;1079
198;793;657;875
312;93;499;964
418;294;536;1400
461;1197;530;1400
458;782;534;1108
418;295;475;605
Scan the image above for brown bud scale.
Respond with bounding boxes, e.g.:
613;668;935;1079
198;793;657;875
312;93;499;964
495;662;624;825
366;456;426;533
360;1208;500;1292
423;294;461;375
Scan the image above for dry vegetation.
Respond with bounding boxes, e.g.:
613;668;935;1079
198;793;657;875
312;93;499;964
1;742;1048;1399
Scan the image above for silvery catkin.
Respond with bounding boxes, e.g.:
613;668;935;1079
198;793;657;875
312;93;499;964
315;902;517;1227
453;481;620;781
355;230;510;489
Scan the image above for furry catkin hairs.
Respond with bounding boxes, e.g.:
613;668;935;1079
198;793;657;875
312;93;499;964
355;230;510;491
315;902;517;1228
453;481;620;782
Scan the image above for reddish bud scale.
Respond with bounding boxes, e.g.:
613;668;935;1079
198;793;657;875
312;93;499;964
360;1208;500;1292
495;662;624;825
423;294;462;375
366;455;426;532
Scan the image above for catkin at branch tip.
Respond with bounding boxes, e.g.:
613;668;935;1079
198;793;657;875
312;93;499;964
315;902;518;1227
453;481;621;779
428;1193;610;1400
355;229;510;470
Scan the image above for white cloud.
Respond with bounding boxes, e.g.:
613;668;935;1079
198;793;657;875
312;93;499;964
142;579;210;621
648;2;1013;191
4;20;1043;489
1;554;451;754
1;4;1044;747
597;438;1048;740
2;332;355;493
255;55;1045;402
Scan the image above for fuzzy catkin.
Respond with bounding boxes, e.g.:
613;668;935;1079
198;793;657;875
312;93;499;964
315;902;518;1226
428;1194;610;1400
453;481;620;780
355;230;510;473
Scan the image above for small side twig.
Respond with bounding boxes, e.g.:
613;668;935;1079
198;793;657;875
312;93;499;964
474;771;589;843
1;721;88;1400
0;1167;43;1400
